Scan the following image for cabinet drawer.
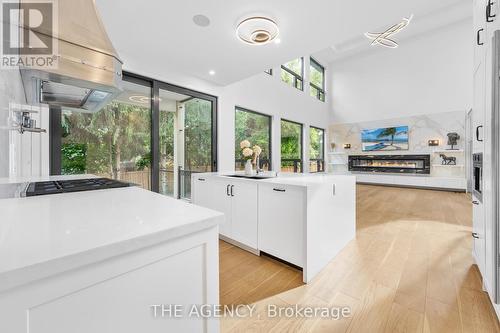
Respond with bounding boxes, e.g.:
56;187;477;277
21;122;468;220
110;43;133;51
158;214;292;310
258;184;305;267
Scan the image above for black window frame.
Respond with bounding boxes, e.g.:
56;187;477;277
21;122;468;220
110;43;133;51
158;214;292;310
264;68;273;75
309;57;325;102
281;57;304;91
280;118;304;173
309;126;325;173
49;71;218;194
234;106;273;171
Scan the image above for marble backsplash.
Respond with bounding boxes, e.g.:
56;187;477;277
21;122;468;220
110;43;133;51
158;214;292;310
0;68;26;178
329;111;467;178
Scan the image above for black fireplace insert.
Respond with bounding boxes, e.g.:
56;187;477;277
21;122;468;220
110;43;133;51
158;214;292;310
348;154;431;174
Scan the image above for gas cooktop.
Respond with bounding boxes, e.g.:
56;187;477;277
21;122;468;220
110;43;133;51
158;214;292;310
25;178;133;197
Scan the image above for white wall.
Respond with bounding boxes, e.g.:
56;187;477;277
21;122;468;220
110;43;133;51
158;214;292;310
126;57;329;173
0;68;26;178
329;19;473;124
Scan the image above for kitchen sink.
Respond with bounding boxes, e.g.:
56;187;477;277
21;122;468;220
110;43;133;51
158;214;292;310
224;174;275;180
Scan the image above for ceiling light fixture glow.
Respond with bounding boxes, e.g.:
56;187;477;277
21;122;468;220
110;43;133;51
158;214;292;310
209;70;216;75
128;95;161;104
236;16;279;45
365;14;413;48
129;95;150;103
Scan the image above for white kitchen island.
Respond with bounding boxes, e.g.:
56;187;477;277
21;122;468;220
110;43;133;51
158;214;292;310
0;176;223;333
192;173;356;283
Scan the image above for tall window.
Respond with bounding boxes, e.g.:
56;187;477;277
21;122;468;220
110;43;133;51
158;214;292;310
61;79;152;190
310;58;325;102
235;107;272;171
309;127;325;172
281;58;304;90
281;119;303;173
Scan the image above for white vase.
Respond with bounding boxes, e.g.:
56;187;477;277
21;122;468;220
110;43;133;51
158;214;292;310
244;159;253;176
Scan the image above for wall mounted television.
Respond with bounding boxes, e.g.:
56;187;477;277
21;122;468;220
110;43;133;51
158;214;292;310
361;126;409;152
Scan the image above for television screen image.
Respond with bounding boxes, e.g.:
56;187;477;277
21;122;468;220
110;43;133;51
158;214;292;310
361;126;409;151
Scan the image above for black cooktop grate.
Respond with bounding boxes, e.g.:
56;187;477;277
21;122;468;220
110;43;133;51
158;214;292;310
25;178;132;197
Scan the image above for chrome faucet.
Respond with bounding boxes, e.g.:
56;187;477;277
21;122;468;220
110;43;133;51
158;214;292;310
256;156;263;174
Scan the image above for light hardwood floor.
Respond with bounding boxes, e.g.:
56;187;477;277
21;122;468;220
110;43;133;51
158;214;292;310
220;184;500;333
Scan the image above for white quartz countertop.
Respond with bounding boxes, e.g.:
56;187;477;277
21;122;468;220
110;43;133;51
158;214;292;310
0;181;223;292
196;172;355;187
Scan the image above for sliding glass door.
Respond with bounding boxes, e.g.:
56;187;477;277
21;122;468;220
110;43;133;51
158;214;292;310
51;73;217;200
159;87;215;199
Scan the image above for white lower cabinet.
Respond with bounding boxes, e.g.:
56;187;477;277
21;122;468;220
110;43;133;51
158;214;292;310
231;181;258;249
192;176;258;249
258;183;305;267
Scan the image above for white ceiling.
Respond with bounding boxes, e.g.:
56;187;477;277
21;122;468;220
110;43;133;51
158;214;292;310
96;0;469;86
312;1;471;64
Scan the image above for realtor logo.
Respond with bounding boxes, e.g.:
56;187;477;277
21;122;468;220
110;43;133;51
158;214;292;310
1;0;58;68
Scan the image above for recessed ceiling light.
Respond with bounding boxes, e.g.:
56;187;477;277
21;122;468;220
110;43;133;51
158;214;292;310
365;14;413;48
209;70;215;75
236;16;279;45
274;38;281;44
193;14;210;27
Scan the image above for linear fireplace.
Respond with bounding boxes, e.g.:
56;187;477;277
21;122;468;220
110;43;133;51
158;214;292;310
348;154;431;174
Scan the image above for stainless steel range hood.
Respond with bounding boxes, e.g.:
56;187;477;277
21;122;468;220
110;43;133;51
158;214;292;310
19;0;123;113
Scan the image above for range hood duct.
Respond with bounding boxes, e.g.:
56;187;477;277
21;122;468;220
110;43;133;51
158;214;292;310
19;0;123;113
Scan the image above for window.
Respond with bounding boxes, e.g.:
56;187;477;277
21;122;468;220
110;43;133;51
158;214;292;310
310;58;325;102
264;69;273;75
309;127;325;172
235;107;272;171
61;79;153;190
52;73;218;199
281;58;304;90
281;119;303;173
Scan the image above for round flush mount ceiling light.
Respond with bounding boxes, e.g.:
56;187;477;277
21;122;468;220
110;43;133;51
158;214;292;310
236;16;279;45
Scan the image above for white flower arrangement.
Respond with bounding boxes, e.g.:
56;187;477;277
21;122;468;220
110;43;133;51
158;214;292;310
252;145;262;156
242;147;253;158
239;140;263;161
240;140;251;149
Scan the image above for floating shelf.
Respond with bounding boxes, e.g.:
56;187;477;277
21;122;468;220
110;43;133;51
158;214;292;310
433;149;464;153
432;164;465;168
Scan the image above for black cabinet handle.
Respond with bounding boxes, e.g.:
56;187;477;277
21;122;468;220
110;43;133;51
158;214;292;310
476;125;484;142
198;178;206;181
477;28;485;45
230;185;234;196
487;0;496;22
472;200;480;205
226;184;230;196
472;232;480;239
273;188;286;192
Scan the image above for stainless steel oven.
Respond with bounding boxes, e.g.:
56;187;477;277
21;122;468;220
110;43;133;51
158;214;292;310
473;152;483;202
